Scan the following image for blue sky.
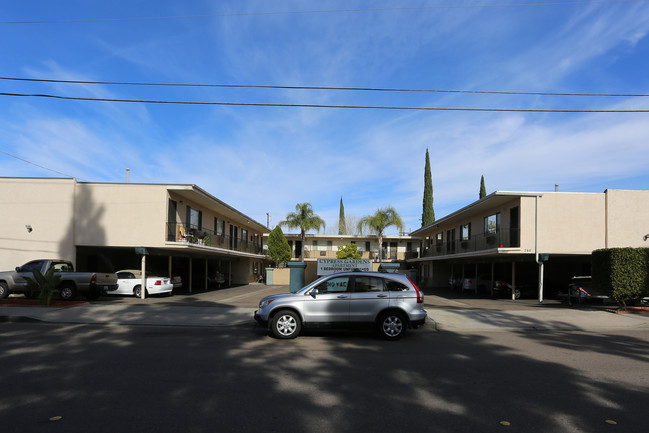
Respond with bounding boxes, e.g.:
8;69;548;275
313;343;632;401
2;1;649;235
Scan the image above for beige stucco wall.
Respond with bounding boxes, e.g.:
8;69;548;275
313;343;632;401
605;189;649;247
75;183;168;247
0;178;77;269
272;268;291;285
533;193;606;254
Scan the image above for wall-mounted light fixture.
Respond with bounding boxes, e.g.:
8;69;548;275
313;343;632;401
25;225;33;233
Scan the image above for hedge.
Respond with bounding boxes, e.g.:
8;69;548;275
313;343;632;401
592;248;649;306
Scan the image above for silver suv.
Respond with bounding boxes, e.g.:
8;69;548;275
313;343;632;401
254;271;427;340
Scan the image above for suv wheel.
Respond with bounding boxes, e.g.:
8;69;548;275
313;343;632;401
270;310;301;339
0;282;9;299
378;311;406;340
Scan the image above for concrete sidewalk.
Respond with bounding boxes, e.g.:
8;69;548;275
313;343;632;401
1;284;648;332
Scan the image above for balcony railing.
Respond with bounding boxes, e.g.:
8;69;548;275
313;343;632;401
166;222;264;255
421;229;520;258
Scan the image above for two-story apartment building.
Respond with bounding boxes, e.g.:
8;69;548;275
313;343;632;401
409;190;649;300
0;177;269;289
280;233;419;262
265;233;420;284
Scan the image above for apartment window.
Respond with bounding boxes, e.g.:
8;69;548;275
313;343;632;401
214;218;225;236
312;240;318;250
327;241;333;251
484;213;500;235
436;233;443;245
187;206;202;230
461;223;471;241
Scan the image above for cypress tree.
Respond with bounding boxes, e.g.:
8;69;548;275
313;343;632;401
338;197;346;235
422;148;435;226
267;226;291;266
480;175;487;199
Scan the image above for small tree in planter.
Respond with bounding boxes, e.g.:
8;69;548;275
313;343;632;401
23;267;61;306
267;226;291;267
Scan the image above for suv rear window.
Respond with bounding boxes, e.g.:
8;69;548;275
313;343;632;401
385;280;409;291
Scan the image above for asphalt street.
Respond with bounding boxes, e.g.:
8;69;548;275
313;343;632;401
1;321;648;433
2;285;649;432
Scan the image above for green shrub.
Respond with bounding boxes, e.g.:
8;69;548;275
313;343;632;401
23;267;62;306
592;248;649;307
336;243;362;260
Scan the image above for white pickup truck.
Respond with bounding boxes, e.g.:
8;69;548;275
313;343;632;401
0;259;118;301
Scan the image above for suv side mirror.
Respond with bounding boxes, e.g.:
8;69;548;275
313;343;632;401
310;288;318;298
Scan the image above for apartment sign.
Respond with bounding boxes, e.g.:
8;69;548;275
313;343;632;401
317;259;372;276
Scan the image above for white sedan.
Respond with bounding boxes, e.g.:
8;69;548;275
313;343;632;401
113;270;174;297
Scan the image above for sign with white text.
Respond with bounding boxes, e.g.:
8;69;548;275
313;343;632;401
317;259;372;276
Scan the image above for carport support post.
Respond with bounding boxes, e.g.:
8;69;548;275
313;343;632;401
189;258;193;294
140;254;146;299
490;262;495;297
511;262;516;301
538;262;544;304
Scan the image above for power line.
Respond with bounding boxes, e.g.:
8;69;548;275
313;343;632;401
0;149;81;179
2;1;647;24
2;76;647;98
1;91;648;112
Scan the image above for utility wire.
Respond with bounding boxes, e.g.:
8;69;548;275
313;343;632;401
1;91;647;113
0;149;81;179
2;1;647;24
2;76;647;98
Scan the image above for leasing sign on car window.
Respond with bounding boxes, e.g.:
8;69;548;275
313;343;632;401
317;259;372;276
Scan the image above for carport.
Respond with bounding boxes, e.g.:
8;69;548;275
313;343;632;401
76;244;267;293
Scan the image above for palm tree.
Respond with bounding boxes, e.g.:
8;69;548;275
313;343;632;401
357;206;404;262
279;203;326;261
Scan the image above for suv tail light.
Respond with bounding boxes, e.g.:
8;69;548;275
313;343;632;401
154;280;162;286
407;276;424;304
90;274;97;284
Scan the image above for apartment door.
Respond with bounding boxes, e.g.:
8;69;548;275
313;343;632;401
510;207;520;247
167;199;177;241
446;229;456;253
230;225;238;250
